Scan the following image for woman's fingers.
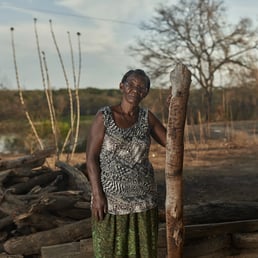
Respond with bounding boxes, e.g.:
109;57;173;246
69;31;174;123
92;199;107;221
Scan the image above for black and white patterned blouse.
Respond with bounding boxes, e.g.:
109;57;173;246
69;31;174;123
99;106;158;215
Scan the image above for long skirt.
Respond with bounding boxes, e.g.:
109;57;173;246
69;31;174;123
92;207;158;258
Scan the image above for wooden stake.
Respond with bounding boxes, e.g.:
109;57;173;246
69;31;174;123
165;63;191;257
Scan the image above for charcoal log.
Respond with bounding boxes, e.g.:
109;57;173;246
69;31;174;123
0;147;55;171
3;218;92;255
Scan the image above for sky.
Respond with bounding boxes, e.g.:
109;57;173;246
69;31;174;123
0;0;258;90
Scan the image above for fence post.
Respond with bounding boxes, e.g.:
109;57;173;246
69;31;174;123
165;63;191;257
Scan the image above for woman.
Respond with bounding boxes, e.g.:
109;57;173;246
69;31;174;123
86;69;167;257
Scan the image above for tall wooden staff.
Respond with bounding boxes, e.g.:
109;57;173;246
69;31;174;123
165;63;191;257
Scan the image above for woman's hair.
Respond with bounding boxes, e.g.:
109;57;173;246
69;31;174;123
121;69;150;90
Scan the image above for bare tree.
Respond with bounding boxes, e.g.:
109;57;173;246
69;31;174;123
130;0;258;121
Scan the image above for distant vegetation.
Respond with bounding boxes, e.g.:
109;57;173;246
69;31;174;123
1;86;258;153
1;86;258;125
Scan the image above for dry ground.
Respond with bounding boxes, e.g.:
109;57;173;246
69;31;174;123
60;134;258;209
150;140;258;208
6;123;256;209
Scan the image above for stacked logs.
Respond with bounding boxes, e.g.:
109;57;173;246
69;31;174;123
0;149;92;257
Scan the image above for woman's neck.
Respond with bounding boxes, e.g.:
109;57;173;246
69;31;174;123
119;103;139;124
120;102;138;116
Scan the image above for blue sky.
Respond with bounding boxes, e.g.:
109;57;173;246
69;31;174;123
0;0;258;90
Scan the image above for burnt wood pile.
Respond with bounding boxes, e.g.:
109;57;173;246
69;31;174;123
0;149;92;257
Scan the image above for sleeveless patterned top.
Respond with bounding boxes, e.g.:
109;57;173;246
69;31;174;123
99;106;158;215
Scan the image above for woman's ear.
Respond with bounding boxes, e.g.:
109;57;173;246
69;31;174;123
119;82;124;92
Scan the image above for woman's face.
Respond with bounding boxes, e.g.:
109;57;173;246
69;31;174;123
120;74;149;104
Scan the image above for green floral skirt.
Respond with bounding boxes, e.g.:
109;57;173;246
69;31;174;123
92;207;158;258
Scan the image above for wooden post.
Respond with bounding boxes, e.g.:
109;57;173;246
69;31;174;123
165;63;191;257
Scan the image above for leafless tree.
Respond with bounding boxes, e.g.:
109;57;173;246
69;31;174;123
130;0;258;121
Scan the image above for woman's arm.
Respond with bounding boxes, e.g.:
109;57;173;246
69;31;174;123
148;110;167;147
86;111;107;221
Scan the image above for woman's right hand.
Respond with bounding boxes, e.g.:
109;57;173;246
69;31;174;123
91;192;108;221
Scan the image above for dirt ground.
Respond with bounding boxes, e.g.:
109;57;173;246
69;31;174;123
68;137;258;209
4;127;255;209
149;141;258;208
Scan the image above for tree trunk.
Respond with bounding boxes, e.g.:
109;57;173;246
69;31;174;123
8;170;63;194
159;201;258;224
55;161;91;201
165;63;191;257
0;147;55;171
0;191;84;223
0;216;13;230
3;218;92;255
